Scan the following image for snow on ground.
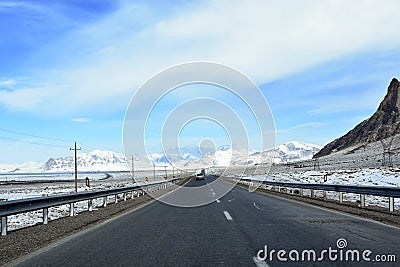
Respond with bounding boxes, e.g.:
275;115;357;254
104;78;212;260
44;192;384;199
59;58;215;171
3;167;400;231
0;171;173;231
227;168;400;210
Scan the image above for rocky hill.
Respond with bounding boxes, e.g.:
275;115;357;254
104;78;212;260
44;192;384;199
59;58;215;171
314;78;400;158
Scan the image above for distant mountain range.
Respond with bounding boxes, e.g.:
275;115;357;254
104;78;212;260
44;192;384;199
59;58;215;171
0;141;322;173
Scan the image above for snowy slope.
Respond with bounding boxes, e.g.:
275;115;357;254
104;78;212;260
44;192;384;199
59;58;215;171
226;168;400;210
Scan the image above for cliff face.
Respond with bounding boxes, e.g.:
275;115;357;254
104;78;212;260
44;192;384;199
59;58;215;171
314;78;400;158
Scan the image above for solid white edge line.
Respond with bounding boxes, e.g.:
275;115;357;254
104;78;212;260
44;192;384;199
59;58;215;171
253;256;270;267
216;199;221;203
223;211;233;221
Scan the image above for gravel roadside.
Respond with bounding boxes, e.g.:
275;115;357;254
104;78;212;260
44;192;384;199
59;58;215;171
0;177;191;266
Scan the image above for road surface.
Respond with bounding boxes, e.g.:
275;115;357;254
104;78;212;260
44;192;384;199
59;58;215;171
15;176;400;266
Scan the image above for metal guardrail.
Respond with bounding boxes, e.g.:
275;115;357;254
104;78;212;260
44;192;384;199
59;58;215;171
234;178;399;213
0;178;182;236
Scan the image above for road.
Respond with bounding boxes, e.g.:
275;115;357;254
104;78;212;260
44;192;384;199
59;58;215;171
15;176;400;266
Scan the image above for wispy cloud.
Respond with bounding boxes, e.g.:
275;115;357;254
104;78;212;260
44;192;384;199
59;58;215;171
0;78;16;87
308;88;384;115
1;0;400;116
0;86;56;111
276;122;326;134
72;118;90;123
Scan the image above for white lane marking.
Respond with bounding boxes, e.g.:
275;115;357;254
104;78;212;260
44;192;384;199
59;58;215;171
253;256;270;267
212;192;216;196
253;202;262;210
216;199;221;203
228;198;235;202
223;211;233;221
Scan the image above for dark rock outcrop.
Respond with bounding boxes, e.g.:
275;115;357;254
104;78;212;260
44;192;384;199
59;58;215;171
314;78;400;158
43;158;57;171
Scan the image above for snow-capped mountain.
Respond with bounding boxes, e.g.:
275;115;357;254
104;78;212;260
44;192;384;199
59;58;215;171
0;141;322;173
151;142;322;168
0;161;43;174
43;150;129;172
214;141;322;166
272;141;322;164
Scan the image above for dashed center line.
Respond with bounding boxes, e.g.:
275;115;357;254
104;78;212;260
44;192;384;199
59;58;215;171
253;202;262;210
252;256;270;267
216;199;221;203
223;211;233;221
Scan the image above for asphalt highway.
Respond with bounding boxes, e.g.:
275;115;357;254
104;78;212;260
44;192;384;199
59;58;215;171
15;176;400;266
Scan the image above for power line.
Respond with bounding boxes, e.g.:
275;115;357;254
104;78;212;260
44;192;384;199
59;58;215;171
0;135;69;148
0;127;113;157
0;128;101;151
0;128;73;142
77;142;99;151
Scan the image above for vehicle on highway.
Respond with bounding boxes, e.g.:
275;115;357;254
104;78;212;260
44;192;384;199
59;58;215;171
196;168;206;180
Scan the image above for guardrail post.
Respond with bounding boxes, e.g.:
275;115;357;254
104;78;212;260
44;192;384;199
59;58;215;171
311;189;315;198
103;197;107;207
43;208;49;224
1;216;7;236
115;194;118;204
131;191;135;200
389;197;394;212
88;199;93;211
360;194;365;208
69;203;74;217
339;192;343;203
300;188;304;197
323;191;327;201
124;193;127;201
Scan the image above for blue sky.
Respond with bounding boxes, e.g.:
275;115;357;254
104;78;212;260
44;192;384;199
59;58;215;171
0;0;399;163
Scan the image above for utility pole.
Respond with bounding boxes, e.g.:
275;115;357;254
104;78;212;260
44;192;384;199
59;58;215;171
164;165;167;180
70;142;81;193
153;163;156;182
131;155;135;181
